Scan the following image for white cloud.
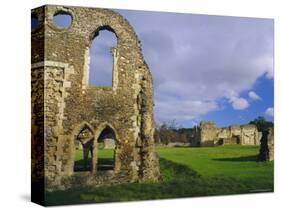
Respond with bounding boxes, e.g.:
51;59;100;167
155;98;219;123
229;96;249;110
226;90;249;110
265;107;274;117
248;91;262;101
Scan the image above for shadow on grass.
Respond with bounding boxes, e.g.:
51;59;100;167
74;159;91;172
213;155;258;162
98;158;114;171
45;158;272;206
159;158;199;180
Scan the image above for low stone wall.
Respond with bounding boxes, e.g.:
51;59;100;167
220;137;239;145
103;138;116;149
167;142;190;147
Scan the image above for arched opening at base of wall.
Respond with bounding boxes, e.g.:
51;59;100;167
97;126;117;171
74;124;94;172
234;135;241;144
217;138;224;145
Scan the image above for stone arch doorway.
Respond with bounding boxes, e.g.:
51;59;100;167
73;123;95;172
95;125;118;171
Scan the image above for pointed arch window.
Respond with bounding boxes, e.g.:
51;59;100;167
74;124;94;172
88;26;117;87
97;126;117;171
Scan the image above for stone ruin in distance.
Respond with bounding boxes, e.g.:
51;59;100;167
192;121;261;147
191;121;274;161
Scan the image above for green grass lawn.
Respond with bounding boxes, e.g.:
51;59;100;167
75;148;114;160
46;145;273;205
157;145;273;181
74;148;114;164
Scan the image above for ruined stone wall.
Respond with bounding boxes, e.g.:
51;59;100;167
240;124;260;145
217;127;231;139
268;127;274;161
31;5;160;191
103;139;116;149
216;124;259;145
258;127;274;161
230;125;241;137
197;122;218;146
193;122;260;147
31;6;46;203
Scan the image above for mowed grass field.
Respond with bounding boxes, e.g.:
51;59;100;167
46;145;273;205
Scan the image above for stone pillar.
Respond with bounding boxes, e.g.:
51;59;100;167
199;121;217;147
258;127;274;161
267;127;274;161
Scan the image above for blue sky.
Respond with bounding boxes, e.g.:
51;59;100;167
44;9;274;128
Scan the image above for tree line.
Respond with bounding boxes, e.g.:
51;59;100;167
154;120;194;145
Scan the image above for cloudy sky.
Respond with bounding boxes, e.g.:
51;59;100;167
119;9;274;128
50;9;274;128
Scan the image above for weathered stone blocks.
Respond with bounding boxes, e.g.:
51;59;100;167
31;5;160;193
258;127;274;161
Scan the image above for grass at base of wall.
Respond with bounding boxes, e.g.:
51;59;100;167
46;145;273;206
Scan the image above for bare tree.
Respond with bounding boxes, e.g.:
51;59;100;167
155;120;189;145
